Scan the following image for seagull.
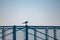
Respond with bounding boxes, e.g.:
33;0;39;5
23;21;28;25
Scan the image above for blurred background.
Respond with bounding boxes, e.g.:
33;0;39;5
0;0;60;26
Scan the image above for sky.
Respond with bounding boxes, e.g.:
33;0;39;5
0;0;60;26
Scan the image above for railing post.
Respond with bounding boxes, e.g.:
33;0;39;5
45;28;48;40
54;27;57;40
2;27;5;40
2;27;6;40
34;28;37;40
13;25;16;40
24;25;28;40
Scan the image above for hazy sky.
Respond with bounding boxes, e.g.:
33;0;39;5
0;0;60;26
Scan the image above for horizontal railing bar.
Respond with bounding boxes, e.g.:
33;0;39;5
0;26;60;29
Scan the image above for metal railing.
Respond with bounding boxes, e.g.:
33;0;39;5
0;25;60;40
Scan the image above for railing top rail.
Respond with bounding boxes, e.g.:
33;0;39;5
0;26;60;29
